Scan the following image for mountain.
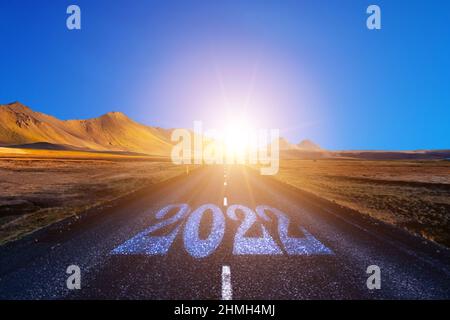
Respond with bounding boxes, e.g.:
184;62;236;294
277;136;450;160
277;137;323;151
0;102;173;156
276;137;329;159
297;139;322;151
2;102;448;160
278;137;297;150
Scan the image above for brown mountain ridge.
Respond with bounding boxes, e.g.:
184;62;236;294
1;102;449;160
0;102;173;156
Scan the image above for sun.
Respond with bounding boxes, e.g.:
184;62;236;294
223;116;254;161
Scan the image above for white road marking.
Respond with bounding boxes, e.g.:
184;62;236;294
221;265;232;300
224;181;227;186
223;197;228;206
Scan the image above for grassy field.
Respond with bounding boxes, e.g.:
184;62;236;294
0;148;190;245
274;159;450;247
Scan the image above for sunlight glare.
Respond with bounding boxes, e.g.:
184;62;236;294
223;116;254;161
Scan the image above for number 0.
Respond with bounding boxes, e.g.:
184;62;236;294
183;204;225;258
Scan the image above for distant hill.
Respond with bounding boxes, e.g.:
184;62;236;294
276;137;329;159
1;102;449;160
297;139;322;151
278;137;323;151
278;137;296;150
334;150;450;160
277;136;450;160
0;102;173;156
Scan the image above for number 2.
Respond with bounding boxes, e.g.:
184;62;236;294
227;204;282;255
111;204;190;255
256;205;332;255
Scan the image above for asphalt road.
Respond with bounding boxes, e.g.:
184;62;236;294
1;165;449;299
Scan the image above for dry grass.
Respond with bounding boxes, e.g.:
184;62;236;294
274;159;450;247
0;149;190;245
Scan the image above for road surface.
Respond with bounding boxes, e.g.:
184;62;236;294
1;165;449;299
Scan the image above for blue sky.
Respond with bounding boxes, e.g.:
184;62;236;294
0;0;449;150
